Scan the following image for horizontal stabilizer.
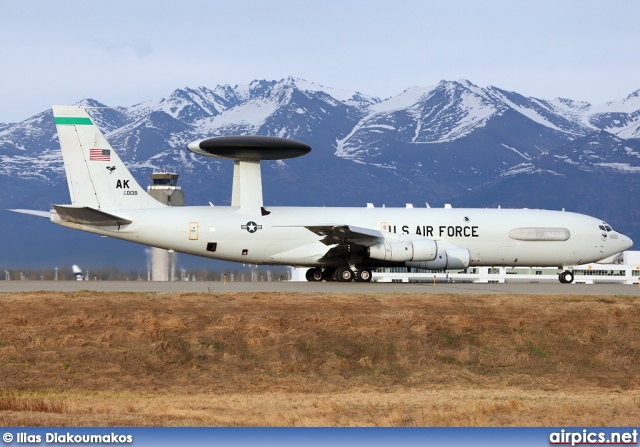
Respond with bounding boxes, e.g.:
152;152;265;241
8;209;50;218
53;205;132;226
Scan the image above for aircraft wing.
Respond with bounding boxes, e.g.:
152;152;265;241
303;224;384;246
8;209;51;218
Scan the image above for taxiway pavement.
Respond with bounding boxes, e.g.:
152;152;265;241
2;281;640;295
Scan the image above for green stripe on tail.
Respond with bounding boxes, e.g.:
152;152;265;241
54;117;93;125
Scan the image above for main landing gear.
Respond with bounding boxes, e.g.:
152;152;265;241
558;270;575;284
305;268;324;282
305;267;373;282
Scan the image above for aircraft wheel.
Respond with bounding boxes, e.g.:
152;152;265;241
558;272;567;283
356;268;372;282
564;271;574;284
336;266;354;282
558;271;574;284
306;268;324;282
324;268;336;282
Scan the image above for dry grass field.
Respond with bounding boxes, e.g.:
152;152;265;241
0;291;639;426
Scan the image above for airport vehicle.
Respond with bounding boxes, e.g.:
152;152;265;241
72;265;85;281
11;106;633;283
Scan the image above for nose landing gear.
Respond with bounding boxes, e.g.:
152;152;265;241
558;270;575;283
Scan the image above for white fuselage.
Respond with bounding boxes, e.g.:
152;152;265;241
51;205;632;268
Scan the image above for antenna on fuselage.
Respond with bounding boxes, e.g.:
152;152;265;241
187;136;311;210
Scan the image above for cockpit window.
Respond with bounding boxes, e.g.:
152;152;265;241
599;223;614;232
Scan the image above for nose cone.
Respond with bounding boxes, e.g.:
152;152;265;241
620;233;633;251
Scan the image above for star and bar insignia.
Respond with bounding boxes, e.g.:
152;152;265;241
241;221;262;233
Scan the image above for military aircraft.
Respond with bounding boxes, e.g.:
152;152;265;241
11;106;633;283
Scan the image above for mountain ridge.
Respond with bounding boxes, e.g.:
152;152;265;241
1;77;638;268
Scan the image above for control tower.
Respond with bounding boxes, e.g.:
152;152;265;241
147;172;184;206
147;172;185;280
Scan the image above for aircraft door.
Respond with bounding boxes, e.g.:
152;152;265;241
189;222;198;240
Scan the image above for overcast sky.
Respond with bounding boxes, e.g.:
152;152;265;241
1;0;638;123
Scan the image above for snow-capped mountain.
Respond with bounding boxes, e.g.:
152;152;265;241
1;77;639;268
587;90;640;138
455;131;640;233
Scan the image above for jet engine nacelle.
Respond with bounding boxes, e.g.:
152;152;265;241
367;238;437;262
405;247;471;270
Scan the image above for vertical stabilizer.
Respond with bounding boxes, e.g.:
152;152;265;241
53;106;164;210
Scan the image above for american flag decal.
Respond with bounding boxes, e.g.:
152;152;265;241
89;148;110;161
